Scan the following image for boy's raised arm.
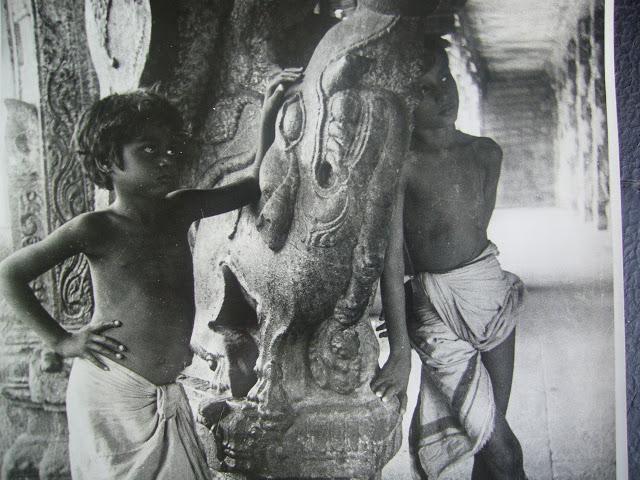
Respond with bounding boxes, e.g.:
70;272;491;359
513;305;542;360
0;213;123;370
171;68;303;221
371;167;412;406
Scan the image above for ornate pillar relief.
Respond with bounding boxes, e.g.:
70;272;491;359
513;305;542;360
32;0;98;328
1;1;98;478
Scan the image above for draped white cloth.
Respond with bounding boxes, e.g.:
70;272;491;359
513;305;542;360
66;356;211;480
408;242;524;479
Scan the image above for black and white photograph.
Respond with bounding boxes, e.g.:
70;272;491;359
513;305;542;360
0;0;629;479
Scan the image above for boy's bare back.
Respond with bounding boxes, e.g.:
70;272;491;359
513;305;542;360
403;131;502;273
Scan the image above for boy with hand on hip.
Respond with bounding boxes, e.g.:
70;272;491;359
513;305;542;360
372;38;526;480
0;68;302;480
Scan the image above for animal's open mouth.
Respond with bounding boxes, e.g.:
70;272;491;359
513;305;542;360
210;264;260;397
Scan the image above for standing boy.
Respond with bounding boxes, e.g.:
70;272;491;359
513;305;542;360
372;39;526;479
0;69;302;479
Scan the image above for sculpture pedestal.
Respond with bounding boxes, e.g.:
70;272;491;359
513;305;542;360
215;399;401;479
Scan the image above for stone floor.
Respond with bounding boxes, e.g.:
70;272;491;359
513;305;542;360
382;207;618;480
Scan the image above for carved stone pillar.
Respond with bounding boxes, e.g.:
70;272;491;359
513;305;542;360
189;1;439;478
555;39;580;211
1;1;98;478
32;0;98;328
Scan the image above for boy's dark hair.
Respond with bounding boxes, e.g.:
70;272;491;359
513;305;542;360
71;90;187;190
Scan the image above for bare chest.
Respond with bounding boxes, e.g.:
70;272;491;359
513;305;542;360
406;155;486;218
93;226;193;286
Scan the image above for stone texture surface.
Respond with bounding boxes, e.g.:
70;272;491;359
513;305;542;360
32;0;98;328
1;98;70;480
85;0;152;96
188;3;445;477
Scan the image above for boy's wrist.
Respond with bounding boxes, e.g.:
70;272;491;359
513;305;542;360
388;347;411;362
47;328;71;352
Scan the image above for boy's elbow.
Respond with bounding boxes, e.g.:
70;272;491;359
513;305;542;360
0;260;17;295
0;257;29;292
0;257;13;280
245;177;261;203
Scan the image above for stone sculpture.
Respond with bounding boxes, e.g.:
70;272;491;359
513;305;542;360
189;1;439;477
0;1;454;478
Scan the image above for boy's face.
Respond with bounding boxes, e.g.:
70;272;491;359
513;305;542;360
414;50;459;129
112;123;186;197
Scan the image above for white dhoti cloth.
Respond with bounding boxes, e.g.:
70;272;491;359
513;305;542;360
407;242;524;479
66;356;211;480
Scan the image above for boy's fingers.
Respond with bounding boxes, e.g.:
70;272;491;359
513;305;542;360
92;320;122;334
399;392;408;413
83;352;109;371
382;385;402;403
372;378;389;396
267;68;302;86
89;342;125;360
273;70;303;79
377;384;392;401
378;331;388;338
266;82;283;98
281;74;303;84
265;72;303;97
271;72;302;86
375;323;387;331
370;375;386;390
279;71;303;79
266;85;285;102
91;334;125;352
205;355;218;369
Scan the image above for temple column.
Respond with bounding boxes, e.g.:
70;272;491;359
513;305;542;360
0;1;97;478
553;0;609;230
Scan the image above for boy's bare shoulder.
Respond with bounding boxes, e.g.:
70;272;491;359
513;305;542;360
453;132;501;169
64;210;118;254
467;134;502;164
69;210;110;233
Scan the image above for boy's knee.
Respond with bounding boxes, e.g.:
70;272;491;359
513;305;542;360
502;436;524;474
480;447;524;479
481;416;525;478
